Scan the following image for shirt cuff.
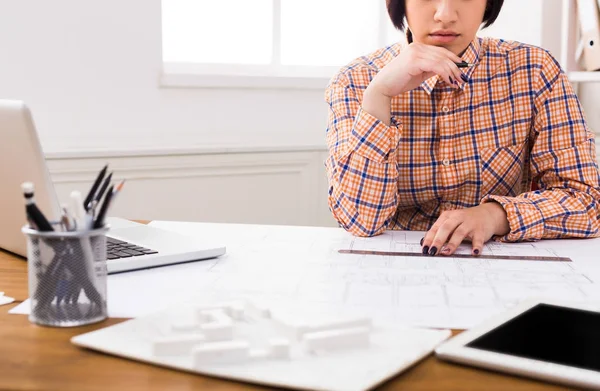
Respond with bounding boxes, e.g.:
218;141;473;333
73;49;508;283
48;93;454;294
481;195;545;242
347;107;401;162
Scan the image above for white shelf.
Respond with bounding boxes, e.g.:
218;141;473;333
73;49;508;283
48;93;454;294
560;0;600;84
568;71;600;82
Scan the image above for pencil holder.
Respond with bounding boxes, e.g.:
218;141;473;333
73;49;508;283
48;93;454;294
22;225;109;327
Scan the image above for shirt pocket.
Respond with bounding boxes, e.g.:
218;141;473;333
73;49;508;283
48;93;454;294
479;140;528;198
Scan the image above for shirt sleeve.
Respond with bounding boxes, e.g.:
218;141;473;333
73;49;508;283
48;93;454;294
482;51;600;242
324;71;402;237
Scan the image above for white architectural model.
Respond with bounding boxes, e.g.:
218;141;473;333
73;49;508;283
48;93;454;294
72;298;451;391
154;299;373;366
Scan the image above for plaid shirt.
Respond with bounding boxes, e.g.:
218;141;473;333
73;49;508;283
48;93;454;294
325;37;600;241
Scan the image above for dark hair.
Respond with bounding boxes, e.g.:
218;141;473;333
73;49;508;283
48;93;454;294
386;0;504;31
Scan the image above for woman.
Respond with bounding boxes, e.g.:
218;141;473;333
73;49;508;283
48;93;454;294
325;0;600;256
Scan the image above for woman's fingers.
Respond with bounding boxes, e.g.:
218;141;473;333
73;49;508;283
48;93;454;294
470;232;485;256
427;217;463;256
417;51;464;88
441;60;462;88
441;224;471;255
445;58;465;87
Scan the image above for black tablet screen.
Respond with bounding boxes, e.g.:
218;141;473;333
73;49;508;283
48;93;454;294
466;304;600;372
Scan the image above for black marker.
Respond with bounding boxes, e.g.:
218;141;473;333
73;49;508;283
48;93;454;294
93;185;114;229
83;164;108;211
21;182;53;232
94;172;113;205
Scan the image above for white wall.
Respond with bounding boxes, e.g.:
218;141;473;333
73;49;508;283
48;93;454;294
480;0;544;46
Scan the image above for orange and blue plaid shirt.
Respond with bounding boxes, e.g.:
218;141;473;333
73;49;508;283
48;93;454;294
325;37;600;241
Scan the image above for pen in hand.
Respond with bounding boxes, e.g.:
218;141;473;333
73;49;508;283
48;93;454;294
455;61;475;68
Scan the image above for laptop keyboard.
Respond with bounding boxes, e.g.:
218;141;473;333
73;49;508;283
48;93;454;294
106;237;158;260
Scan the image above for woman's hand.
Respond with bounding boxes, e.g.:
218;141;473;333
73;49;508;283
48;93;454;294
421;202;510;256
368;42;466;98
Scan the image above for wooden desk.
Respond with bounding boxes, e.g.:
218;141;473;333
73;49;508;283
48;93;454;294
0;249;571;391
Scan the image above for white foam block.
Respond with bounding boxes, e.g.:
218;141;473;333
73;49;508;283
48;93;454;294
228;301;245;320
244;298;271;319
249;348;269;359
196;304;230;319
196;301;245;318
303;327;370;351
200;322;233;341
197;309;234;341
152;334;205;356
271;315;308;340
198;309;232;323
307;317;372;333
171;319;200;333
268;338;291;359
193;340;249;366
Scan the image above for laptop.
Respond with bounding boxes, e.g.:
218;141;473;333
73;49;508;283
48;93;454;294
0;100;226;273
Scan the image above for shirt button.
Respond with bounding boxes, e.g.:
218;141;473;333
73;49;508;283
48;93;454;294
442;106;450;113
442;159;450;166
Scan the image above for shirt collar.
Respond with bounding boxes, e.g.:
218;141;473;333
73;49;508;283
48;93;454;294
419;37;483;95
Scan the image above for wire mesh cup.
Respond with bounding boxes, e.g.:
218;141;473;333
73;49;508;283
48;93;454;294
22;225;109;327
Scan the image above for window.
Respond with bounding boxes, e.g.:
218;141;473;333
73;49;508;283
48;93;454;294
160;0;400;89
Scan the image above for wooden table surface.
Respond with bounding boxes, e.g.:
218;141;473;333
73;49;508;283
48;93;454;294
0;247;573;391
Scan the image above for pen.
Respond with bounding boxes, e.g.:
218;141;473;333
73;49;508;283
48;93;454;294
455;61;475;68
93;185;114;229
60;204;75;231
69;190;87;230
85;200;98;230
83;164;108;211
21;182;53;232
94;172;113;205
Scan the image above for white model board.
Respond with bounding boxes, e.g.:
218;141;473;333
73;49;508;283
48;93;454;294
72;299;451;391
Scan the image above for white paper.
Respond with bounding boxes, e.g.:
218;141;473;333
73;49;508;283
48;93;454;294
11;220;600;329
0;292;14;306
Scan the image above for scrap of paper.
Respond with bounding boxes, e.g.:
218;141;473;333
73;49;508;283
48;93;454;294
0;292;15;306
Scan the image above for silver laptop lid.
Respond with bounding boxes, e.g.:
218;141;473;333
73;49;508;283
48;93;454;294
0;100;61;256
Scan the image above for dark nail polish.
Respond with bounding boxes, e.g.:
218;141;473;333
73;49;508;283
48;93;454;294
461;74;469;83
423;246;429;255
429;246;438;256
449;77;454;85
473;249;480;255
420;237;424;246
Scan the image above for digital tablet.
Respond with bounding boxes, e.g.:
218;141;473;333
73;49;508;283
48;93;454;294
435;299;600;389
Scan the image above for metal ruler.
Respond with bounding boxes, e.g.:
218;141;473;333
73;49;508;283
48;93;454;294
338;249;572;262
